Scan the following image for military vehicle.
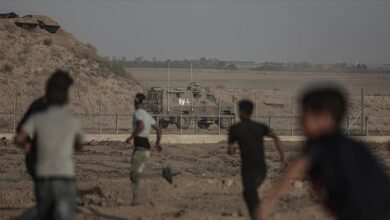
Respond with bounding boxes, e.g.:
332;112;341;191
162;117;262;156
14;15;60;33
145;82;235;129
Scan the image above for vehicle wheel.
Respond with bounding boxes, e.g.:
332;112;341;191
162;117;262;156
176;116;191;129
159;119;169;129
197;121;211;129
218;117;232;129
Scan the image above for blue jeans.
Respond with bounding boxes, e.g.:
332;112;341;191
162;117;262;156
35;178;76;220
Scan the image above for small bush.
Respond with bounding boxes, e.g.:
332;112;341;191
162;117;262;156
5;33;16;41
86;43;97;53
43;38;53;46
2;63;14;73
18;55;27;63
22;46;31;54
0;50;5;61
101;58;127;78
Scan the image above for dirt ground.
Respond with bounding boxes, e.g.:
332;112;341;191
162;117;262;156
0;140;389;220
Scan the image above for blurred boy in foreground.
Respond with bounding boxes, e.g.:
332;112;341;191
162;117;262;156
258;87;390;220
15;70;83;220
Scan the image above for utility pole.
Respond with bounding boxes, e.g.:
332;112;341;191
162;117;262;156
99;95;102;135
190;62;194;112
360;87;364;134
167;62;170;112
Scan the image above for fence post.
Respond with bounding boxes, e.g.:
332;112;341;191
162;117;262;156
115;114;118;134
13;92;16;134
360;87;364;134
268;115;271;129
255;94;258;121
365;116;368;136
290;97;294;136
180;105;183;135
99;95;102;135
195;115;198;133
218;100;221;136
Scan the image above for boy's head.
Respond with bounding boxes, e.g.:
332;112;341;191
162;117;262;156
45;70;74;106
238;100;254;120
300;86;347;138
134;93;146;109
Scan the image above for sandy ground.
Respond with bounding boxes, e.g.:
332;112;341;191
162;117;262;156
0;140;389;220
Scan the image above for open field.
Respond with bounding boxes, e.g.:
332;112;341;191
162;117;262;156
0;140;389;220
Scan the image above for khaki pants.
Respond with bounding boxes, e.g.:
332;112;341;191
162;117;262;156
130;149;151;204
130;149;151;181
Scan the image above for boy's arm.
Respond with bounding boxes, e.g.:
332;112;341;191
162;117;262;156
15;117;35;155
14;130;32;155
126;120;144;144
227;127;237;156
227;143;237;155
267;131;288;168
152;124;162;152
74;134;83;151
257;155;310;220
74;119;84;152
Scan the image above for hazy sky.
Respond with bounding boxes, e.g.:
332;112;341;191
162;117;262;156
2;0;390;63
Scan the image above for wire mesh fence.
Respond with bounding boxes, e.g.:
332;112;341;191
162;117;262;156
0;81;389;136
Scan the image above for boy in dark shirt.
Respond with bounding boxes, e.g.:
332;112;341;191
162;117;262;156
258;87;390;220
228;100;287;220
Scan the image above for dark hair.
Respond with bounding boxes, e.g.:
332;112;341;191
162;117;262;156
301;87;347;125
45;70;74;105
134;93;146;104
239;100;254;115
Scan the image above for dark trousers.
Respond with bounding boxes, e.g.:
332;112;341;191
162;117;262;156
35;178;76;220
242;172;266;220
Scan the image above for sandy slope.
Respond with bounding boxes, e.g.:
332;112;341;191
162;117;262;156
0;17;141;116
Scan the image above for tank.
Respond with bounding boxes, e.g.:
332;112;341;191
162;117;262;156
145;82;235;129
14;15;60;33
14;16;38;30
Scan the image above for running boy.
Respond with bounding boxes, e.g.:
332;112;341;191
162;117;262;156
15;70;83;220
126;93;170;206
258;87;390;220
228;100;287;220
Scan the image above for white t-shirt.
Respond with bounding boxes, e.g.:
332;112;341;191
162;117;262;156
132;108;156;138
22;106;83;178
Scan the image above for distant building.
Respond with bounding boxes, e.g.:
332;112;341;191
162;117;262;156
225;61;257;69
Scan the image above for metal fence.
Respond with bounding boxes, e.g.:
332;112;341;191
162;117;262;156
1;110;389;136
1;78;389;136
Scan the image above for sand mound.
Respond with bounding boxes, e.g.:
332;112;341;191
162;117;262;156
0;15;141;114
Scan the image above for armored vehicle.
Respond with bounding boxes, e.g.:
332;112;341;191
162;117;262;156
145;82;235;129
14;15;60;33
